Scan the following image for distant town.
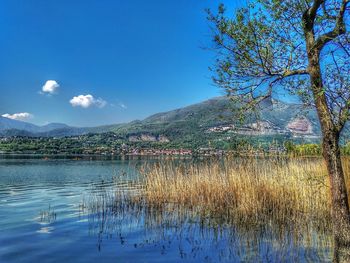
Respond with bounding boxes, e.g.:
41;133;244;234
2;133;349;157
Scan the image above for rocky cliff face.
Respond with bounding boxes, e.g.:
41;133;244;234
206;117;317;137
236;121;286;136
287;117;313;134
128;134;170;142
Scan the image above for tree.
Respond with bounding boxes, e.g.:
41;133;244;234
207;1;350;262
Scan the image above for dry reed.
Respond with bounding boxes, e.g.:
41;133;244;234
136;157;350;228
83;157;344;261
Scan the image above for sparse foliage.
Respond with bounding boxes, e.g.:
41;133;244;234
208;0;350;128
208;1;350;261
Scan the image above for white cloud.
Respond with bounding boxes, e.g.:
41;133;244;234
2;112;34;121
42;80;59;94
69;94;107;108
118;102;127;109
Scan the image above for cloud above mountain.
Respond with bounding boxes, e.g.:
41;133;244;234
69;94;107;108
42;80;59;94
2;112;34;121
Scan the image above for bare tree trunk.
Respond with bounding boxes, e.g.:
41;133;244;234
307;47;350;262
322;132;350;263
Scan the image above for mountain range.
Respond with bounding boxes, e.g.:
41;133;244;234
0;97;325;143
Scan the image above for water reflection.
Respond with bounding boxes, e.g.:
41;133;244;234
84;181;333;262
0;158;337;262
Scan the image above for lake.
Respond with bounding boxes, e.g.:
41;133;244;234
0;157;333;262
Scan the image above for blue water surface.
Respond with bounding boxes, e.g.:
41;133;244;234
0;157;332;263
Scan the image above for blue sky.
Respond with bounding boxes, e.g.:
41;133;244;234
0;0;245;127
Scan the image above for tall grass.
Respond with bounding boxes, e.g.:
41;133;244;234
137;157;350;228
84;157;343;260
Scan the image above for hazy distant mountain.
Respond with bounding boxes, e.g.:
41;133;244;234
0;117;74;135
0;116;40;133
38;123;70;132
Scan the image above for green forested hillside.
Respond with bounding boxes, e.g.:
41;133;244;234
0;96;331;150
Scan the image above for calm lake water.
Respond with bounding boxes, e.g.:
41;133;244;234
0;157;333;263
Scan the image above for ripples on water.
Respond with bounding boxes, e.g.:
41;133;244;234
0;157;333;262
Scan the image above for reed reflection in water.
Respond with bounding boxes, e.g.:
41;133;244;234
83;161;334;263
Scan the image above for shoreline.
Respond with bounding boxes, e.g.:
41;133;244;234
0;152;327;160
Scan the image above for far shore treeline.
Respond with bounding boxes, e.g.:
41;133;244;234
2;133;350;157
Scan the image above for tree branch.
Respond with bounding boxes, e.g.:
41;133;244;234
309;0;324;20
314;0;349;50
282;69;309;78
